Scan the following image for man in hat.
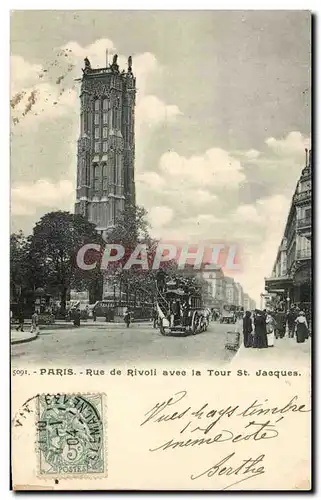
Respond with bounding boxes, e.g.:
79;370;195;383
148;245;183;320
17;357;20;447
286;305;297;338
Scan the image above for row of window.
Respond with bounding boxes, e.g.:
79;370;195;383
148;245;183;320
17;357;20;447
81;106;131;137
95;127;109;139
94;142;108;153
95;99;110;111
94;110;122;129
92;163;123;183
95;112;109;125
93;165;108;177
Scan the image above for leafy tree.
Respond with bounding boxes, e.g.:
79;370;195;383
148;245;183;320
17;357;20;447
10;231;31;302
29;211;104;311
104;204;178;306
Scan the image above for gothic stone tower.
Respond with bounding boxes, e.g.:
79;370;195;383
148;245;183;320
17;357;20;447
74;55;136;238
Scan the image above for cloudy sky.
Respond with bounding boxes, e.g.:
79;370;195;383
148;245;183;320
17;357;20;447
10;10;311;304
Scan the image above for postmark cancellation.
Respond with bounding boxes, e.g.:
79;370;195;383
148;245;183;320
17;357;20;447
36;393;107;478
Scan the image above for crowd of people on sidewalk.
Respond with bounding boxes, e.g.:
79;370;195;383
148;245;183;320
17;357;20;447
13;309;40;336
242;305;311;349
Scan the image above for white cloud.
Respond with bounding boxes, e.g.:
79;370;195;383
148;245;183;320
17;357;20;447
245;149;261;159
10;52;79;129
61;39;115;69
265;131;311;158
11;82;78;130
232;194;290;228
191;214;221;225
10;203;35;217
136;172;165;190
159;149;245;189
10;55;43;94
235;194;291;303
11;44;179;134
136;95;182;131
148;206;174;229
193;190;217;204
11;179;75;216
232;204;261;223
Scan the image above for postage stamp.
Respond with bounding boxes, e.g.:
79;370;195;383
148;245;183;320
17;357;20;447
36;393;106;477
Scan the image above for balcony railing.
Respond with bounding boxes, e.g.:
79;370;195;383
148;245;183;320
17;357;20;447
294;189;312;204
297;216;312;229
296;248;312;260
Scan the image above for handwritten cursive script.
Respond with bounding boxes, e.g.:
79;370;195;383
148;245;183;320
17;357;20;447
141;390;310;453
140;390;310;486
191;452;266;490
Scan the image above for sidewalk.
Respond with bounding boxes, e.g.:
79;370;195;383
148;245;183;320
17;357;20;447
11;319;152;330
231;335;311;368
11;320;153;345
11;329;39;345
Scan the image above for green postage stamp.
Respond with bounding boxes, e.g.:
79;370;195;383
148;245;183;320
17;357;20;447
36;393;106;477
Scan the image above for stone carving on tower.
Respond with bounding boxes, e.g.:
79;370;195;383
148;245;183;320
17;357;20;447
74;54;136;238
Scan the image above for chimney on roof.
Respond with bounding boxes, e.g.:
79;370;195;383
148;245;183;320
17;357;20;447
308;149;312;168
305;148;308;168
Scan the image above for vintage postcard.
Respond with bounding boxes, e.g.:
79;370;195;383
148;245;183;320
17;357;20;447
10;10;312;490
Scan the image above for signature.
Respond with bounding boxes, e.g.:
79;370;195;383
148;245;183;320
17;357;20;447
190;452;265;490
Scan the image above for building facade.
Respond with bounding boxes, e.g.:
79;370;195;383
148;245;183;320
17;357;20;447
265;149;312;311
243;293;250;311
201;267;226;308
225;277;237;305
235;282;244;307
249;298;256;311
74;55;136;238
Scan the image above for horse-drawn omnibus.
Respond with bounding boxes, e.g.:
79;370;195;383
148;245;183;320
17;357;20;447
156;276;208;336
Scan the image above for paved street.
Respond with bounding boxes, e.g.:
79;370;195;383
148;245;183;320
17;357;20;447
11;321;238;366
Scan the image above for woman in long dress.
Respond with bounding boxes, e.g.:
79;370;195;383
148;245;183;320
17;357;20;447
253;310;268;348
295;311;309;343
266;311;276;347
242;311;253;348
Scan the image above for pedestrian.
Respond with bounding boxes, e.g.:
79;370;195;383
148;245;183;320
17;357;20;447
170;299;181;327
30;310;39;336
266;310;276;347
286;306;297;338
205;308;211;328
253;309;268;349
16;308;24;332
180;300;187;327
92;308;97;322
124;308;131;328
152;307;158;329
295;311;309;343
156;268;166;293
73;308;81;327
242;311;253;348
275;309;286;339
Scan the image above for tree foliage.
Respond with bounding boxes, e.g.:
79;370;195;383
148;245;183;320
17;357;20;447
104;204;177;305
28;211;104;310
10;231;32;301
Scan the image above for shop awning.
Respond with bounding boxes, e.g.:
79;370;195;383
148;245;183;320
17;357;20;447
265;275;292;292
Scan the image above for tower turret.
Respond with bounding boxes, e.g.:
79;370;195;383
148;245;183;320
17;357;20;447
74;55;136;238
